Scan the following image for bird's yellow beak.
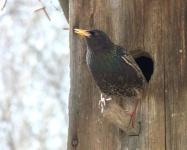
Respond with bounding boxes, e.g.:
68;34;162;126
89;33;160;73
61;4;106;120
74;28;91;37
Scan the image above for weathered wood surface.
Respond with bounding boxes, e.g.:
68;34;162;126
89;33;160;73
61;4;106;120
65;0;187;149
163;1;187;150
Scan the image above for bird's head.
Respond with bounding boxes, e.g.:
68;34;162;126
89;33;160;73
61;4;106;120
74;29;114;53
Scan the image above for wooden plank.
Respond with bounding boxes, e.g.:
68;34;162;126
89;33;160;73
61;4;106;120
68;0;187;149
164;1;187;150
68;1;121;150
140;1;166;150
68;0;165;149
120;1;166;149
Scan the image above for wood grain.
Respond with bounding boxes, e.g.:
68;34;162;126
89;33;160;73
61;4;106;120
163;1;187;150
67;0;187;149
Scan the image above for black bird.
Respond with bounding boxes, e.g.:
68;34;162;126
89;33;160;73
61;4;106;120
74;29;148;127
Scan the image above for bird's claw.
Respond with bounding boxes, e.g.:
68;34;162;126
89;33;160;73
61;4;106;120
126;99;140;128
98;93;112;113
127;111;136;128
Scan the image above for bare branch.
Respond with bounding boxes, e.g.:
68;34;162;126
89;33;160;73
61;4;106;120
1;0;7;10
62;27;69;30
34;1;51;21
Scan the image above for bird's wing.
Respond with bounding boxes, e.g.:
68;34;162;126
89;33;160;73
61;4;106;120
130;49;154;82
117;46;145;79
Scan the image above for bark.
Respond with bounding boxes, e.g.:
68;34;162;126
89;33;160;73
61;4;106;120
67;0;187;150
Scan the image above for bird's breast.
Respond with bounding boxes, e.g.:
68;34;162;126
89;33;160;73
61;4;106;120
86;50;144;96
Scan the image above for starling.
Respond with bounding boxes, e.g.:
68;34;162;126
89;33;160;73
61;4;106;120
74;29;147;127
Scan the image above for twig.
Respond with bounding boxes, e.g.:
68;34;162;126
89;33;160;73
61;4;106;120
34;1;51;21
42;7;50;21
1;0;7;10
34;7;45;12
62;27;69;30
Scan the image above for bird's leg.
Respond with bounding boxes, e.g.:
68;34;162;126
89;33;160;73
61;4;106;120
98;93;112;113
126;98;139;128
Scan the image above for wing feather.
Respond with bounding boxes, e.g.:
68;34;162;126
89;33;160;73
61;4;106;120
117;46;146;81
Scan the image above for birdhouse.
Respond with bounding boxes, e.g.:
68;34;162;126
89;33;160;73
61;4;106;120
65;0;187;149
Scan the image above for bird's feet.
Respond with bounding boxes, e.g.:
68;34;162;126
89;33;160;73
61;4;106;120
126;98;139;128
98;93;112;113
127;111;136;128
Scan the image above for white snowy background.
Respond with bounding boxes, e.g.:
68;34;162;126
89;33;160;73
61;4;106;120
0;0;69;149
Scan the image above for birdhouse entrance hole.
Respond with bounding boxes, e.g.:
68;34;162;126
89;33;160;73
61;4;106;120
132;51;154;82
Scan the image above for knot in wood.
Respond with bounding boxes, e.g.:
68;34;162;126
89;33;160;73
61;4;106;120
71;136;78;147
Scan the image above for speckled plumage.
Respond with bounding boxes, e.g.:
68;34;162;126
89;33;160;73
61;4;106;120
84;30;146;97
